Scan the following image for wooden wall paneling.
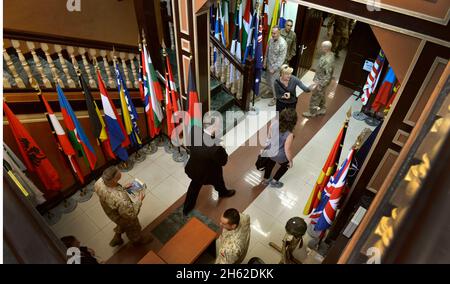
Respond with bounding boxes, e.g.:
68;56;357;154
291;0;450;46
392;129;410;147
404;57;448;126
366;149;400;193
195;9;210;114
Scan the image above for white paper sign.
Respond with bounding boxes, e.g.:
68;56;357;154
363;60;374;72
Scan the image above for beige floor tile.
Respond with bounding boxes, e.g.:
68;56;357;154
55;212;100;244
85;203;112;230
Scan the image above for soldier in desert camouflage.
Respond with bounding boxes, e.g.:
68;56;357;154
94;166;153;247
303;41;335;118
215;208;251;264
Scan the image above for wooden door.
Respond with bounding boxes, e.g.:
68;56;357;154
293;7;323;78
339;22;381;90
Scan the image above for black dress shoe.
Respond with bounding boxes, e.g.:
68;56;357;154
182;208;191;216
219;189;236;198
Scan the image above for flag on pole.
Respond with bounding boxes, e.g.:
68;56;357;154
262;0;269;56
3;101;62;191
371;67;397;112
164;72;175;137
141;47;158;138
218;0;226;46
213;2;222;72
241;0;253;55
361;50;385;105
303;118;349;215
229;0;242;85
143;44;164;132
97;70;130;161
252;3;260;57
40;93;85;184
79;73;115;160
57;84;97;170
312;149;355;231
253;23;264;97
187;59;202;128
243;8;258;63
278;0;287;28
268;0;280;44
115;62;142;147
222;0;230;47
166;55;181;114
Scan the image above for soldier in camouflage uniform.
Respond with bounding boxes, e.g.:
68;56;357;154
215;208;251;264
303;41;335;118
94;166;152;247
280;19;297;65
327;15;352;58
265;26;287;106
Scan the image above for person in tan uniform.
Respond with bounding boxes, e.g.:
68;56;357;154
94;166;153;247
215;208;251;264
327;15;353;58
280;19;297;65
303;41;334;118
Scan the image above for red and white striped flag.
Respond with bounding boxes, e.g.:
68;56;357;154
361;50;385;105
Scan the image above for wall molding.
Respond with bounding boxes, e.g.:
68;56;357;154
367;148;400;193
392;129;410;147
350;0;450;26
404;57;448;126
292;1;450;47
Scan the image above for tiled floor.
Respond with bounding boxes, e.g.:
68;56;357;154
48;69;373;263
242;96;375;264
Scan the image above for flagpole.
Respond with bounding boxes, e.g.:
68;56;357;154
138;37;158;155
32;79;83;186
162;40;187;162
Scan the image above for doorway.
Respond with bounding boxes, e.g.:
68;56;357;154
293;9;355;83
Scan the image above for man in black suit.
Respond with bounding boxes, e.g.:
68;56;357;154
183;118;236;216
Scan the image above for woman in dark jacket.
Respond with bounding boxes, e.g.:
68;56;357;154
274;64;313;112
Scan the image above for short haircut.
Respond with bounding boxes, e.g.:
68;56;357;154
279;108;298;133
102;166;119;183
223;208;240;226
322;40;332;49
286;19;293;24
272;25;280;31
61;236;77;248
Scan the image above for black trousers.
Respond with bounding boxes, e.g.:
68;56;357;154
264;159;289;181
183;178;228;214
276;99;297;112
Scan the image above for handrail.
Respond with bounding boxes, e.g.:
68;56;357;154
209;34;245;73
4;29;138;53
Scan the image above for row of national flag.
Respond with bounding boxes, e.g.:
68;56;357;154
211;0;287;59
211;0;288;98
3;42;179;193
302;110;364;234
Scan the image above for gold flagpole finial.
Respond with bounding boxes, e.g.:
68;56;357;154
112;46;117;63
92;57;100;70
30;78;42;95
141;28;147;45
346;107;352;120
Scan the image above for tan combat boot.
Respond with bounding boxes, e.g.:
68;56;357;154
109;233;124;247
317;108;327;116
302;111;317;118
